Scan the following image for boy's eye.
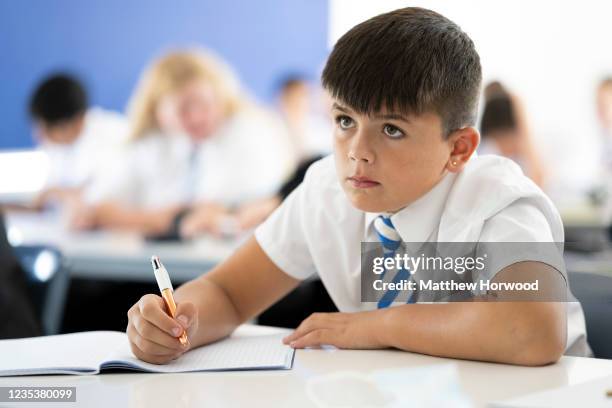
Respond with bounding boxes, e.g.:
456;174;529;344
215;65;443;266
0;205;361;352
336;115;355;130
383;124;404;139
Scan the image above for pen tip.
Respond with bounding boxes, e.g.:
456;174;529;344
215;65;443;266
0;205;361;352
151;255;161;269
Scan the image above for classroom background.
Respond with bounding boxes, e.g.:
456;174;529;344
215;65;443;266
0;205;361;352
1;0;612;359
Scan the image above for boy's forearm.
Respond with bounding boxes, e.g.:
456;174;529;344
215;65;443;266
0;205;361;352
173;277;243;347
377;302;566;366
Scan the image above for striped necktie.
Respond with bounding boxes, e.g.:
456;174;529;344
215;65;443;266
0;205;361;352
373;215;415;308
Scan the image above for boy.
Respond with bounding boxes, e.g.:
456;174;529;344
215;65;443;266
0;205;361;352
28;73;127;208
126;7;589;365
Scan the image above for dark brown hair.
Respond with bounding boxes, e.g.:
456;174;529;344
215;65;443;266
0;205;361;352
322;7;482;137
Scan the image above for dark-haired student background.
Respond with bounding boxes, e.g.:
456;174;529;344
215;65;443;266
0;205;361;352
28;73;128;211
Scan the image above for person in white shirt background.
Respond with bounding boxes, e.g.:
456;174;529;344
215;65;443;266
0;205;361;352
591;77;612;228
276;74;332;162
28;74;128;210
596;78;612;157
595;78;612;183
75;49;293;237
222;74;335;233
478;81;547;188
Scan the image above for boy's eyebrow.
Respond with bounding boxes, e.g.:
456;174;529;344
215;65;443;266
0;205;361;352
331;103;351;113
373;112;411;123
331;103;411;123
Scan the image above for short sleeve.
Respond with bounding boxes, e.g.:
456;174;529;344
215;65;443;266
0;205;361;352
476;197;566;283
254;172;317;281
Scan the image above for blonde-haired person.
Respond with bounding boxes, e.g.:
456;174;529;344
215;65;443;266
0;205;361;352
74;49;293;236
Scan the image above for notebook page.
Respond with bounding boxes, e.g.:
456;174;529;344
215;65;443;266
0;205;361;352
0;331;126;376
103;333;294;373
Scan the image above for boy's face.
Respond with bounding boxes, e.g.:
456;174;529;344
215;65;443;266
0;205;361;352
332;101;456;213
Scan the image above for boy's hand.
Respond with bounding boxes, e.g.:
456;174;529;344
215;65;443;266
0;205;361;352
126;294;198;364
282;311;386;350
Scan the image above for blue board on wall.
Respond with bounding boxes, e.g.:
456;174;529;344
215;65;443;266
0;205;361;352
0;0;329;149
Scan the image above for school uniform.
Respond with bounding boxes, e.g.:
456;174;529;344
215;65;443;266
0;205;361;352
255;154;591;357
477;138;534;178
40;107;128;190
85;107;292;209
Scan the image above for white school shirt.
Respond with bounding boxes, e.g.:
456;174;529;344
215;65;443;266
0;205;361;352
40;107;128;190
255;154;591;356
86;108;292;209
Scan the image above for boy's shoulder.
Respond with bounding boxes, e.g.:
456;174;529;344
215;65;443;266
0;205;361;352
440;154;563;242
301;154;344;195
304;153;336;177
450;154;546;210
298;154;361;219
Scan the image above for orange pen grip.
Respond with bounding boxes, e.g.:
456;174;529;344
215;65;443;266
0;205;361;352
161;289;188;346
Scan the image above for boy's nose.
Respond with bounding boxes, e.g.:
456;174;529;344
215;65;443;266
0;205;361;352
348;132;375;163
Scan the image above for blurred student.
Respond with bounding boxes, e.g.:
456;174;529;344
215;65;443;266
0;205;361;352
77;50;291;236
198;154;324;237
479;82;546;187
188;76;334;235
596;77;612;172
277;75;332;161
592;77;612;226
28;73;128;209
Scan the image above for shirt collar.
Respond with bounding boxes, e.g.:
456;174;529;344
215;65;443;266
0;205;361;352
364;172;456;244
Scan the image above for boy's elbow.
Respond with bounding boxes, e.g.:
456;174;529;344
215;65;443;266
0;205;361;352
511;330;565;366
508;307;566;366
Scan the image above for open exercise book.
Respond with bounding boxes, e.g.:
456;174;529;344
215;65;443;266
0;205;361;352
0;330;295;376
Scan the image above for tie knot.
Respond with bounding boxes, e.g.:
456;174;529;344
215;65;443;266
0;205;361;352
374;215;401;252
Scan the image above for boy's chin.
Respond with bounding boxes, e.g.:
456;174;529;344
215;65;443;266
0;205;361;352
345;193;396;214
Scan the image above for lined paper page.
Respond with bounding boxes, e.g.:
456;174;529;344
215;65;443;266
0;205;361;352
104;333;294;373
0;331;126;376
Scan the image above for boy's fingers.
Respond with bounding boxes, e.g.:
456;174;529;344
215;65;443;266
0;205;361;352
131;313;186;350
283;313;327;344
283;323;314;344
129;338;181;365
283;330;301;344
138;294;183;336
127;325;182;356
175;302;197;329
290;329;334;349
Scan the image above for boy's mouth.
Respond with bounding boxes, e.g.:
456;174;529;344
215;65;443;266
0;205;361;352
347;176;380;189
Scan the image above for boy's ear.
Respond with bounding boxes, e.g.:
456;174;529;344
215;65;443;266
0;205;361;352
445;127;480;173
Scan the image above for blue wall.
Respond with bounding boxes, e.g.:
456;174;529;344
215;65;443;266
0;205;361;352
0;0;329;148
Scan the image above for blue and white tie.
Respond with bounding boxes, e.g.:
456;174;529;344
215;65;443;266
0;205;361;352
373;215;415;308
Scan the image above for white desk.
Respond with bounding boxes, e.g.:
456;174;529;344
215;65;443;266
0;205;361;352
0;325;611;408
5;211;238;282
8;211;612;281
